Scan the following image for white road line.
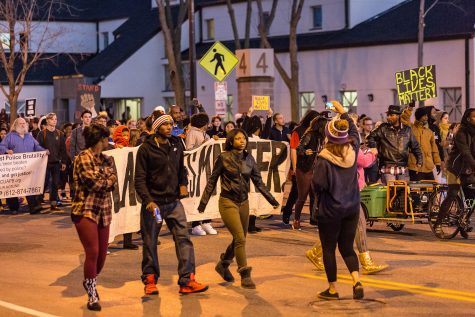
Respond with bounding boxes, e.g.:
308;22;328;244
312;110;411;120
0;300;60;317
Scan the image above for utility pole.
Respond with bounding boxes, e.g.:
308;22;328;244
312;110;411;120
417;0;425;106
188;0;197;111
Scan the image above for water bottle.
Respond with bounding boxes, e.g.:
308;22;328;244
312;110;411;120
154;207;162;224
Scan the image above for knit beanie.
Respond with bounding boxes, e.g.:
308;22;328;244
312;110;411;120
325;116;350;144
152;114;174;132
415;107;427;121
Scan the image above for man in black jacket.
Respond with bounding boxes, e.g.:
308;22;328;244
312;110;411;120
367;105;423;184
134;113;208;295
262;108;291;142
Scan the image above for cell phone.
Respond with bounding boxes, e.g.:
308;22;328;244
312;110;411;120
325;102;335;110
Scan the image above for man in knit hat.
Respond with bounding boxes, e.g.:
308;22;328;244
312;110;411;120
367;105;423;184
134;113;208;295
401;106;441;181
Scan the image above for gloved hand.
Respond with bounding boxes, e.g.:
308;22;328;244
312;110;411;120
436;165;441;175
146;202;159;213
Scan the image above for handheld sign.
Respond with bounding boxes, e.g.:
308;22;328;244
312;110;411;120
252;95;270;111
395;65;436;105
75;83;101;120
199;41;239;82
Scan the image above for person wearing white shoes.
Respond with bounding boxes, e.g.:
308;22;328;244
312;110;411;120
185;112;218;236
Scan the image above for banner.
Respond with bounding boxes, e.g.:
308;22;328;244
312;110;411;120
75;83;101;121
106;139;290;242
0;151;47;199
395;65;437;105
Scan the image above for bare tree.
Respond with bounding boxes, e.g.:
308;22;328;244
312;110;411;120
156;0;187;109
0;0;66;124
257;0;304;121
225;0;253;49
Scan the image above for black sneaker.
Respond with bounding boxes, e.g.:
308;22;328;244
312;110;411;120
353;281;364;300
248;226;262;234
318;288;339;300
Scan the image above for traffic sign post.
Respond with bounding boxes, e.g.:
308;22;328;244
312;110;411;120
199;41;238;82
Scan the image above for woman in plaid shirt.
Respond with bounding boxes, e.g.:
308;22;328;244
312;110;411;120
71;124;118;311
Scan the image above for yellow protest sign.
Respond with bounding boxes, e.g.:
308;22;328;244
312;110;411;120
252;95;270;110
395;65;437;105
199;41;238;82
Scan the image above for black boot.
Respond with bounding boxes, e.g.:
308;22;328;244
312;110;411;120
238;266;256;289
215;253;235;282
83;278;101;311
123;233;138;250
248;216;261;233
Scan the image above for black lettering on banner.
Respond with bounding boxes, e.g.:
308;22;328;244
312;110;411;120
111;152;137;213
186;152;197;197
256;141;271;189
267;141;288;193
195;145;213;197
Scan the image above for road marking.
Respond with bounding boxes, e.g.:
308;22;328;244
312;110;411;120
442;242;475;248
0;300;60;317
298;274;475;303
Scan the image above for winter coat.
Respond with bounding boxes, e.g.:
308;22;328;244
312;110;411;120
357;150;376;190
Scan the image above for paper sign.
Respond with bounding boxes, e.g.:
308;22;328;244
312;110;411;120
252;95;270;110
395;65;437;105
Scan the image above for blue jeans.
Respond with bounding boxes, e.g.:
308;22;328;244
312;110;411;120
140;201;196;286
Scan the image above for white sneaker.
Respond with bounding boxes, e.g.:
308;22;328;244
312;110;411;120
201;223;218;235
191;225;207;236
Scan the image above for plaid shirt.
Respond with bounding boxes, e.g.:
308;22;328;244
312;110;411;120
72;148;117;226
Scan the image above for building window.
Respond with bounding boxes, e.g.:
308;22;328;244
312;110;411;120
441;87;463;121
299;92;315;118
0;33;9;50
102;32;109;50
206;18;215;40
312;6;322;29
340;90;358;112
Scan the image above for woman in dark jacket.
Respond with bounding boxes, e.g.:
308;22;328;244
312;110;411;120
435;108;475;238
198;129;279;289
312;101;363;300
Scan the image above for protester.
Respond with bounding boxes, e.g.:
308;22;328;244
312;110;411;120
0;118;44;214
367;105;423;184
262;108;291;142
134;113;208;295
37;113;68;211
312;101;363;300
207;115;225;138
285;110;319;228
359;117;379;184
0;108;9;124
294;113;329;230
71;124;117;311
129;128;140;147
70;110;93;159
402;106;441;181
127;119;137;130
60;123;73;200
198;128;279;288
224;121;236;137
426;106;445;163
169;105;184;136
137;118;146;132
435;108;475;238
31;117;40;139
112;125;129;148
438;112;451;175
0;127;7;141
95;114;108;126
185;113;217;236
136;115;154;146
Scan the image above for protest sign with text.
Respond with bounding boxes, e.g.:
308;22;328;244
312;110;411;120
75;83;101;121
395;65;436;105
0;151;47;199
105;139;290;242
252;95;270;111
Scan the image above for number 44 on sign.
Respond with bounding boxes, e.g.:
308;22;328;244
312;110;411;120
236;49;274;78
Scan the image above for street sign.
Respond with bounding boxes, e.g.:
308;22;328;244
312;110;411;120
25;98;36;117
252;95;270;111
395;65;436;105
214;81;227;101
236;49;274;78
199;41;238;82
215;100;226;116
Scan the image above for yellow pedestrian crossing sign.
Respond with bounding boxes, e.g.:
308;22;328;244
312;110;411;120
199;41;238;82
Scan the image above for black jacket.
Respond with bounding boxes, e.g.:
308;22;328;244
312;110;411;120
447;124;475;176
198;150;279;211
135;135;188;206
296;130;323;173
367;122;423;167
37;128;68;164
262;117;291;142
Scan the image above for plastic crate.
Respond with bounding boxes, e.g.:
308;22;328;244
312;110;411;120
360;185;387;218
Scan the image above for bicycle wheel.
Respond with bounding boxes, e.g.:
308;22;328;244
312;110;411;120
428;187;463;239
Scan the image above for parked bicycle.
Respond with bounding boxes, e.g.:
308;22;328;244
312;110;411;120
428;184;475;239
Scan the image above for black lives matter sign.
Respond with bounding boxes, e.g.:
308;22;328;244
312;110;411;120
395;65;436;105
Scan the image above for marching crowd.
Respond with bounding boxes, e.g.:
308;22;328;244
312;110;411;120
0;99;474;310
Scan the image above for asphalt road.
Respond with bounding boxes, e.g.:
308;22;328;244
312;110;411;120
0;202;474;317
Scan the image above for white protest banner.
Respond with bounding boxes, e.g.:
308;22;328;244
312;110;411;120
0;151;47;199
106;139;290;242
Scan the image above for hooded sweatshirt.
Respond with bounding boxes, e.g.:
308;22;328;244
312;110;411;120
312;113;360;222
113;125;129;148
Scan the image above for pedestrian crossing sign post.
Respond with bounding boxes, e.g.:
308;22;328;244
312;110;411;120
199;41;238;82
